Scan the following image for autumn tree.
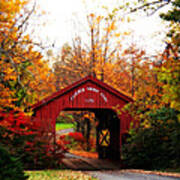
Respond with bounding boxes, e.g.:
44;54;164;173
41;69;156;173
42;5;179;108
53;40;91;89
116;0;180;126
0;0;62;171
53;12;145;95
122;0;180;170
158;0;180;111
0;0;55;111
53;12;121;89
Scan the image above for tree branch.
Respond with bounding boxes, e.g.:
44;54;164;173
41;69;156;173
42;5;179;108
128;0;172;15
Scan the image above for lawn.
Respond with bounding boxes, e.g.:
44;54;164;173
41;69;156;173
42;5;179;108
56;123;74;131
26;170;97;180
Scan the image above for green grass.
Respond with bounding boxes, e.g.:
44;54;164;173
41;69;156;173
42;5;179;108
56;123;74;131
26;170;97;180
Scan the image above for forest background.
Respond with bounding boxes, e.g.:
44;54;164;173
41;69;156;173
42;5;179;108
0;0;179;178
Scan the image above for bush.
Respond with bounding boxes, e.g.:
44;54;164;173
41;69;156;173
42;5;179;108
58;132;86;151
0;111;65;170
21;136;65;170
122;107;180;170
0;145;28;180
4;129;66;170
122;127;170;169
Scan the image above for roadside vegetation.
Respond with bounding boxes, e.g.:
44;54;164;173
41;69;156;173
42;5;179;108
26;170;97;180
121;0;180;171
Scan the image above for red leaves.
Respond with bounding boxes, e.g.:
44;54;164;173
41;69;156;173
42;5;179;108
57;132;86;152
0;110;35;136
68;132;85;142
0;111;65;169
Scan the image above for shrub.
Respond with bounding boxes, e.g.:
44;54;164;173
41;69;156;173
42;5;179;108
68;132;85;142
58;132;86;151
0;111;65;170
122;107;180;170
122;127;170;169
0;145;28;180
17;136;65;170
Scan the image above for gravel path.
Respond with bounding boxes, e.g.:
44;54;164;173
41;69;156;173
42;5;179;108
88;171;180;180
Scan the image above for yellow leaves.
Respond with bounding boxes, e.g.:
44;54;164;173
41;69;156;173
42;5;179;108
89;13;95;18
23;34;30;41
178;114;180;123
107;21;116;32
83;112;95;122
170;100;180;111
143;120;151;128
96;15;103;24
123;31;131;36
127;16;131;23
25;57;56;101
0;0;57;110
158;47;180;111
0;0;27;23
0;84;16;110
27;170;93;180
3;67;17;81
115;33;121;37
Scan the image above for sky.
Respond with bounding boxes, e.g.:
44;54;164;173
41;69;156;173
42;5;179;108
34;0;169;55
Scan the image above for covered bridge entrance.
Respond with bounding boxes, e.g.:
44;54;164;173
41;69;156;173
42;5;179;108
32;76;133;161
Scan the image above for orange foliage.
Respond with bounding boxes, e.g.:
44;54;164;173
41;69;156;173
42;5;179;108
0;0;56;110
69;150;98;159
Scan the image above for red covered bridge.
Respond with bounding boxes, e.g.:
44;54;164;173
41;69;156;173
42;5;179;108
31;75;133;160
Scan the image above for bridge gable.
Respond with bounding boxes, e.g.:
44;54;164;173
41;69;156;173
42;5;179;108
32;75;132;111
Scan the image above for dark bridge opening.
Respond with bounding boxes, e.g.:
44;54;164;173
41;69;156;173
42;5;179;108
95;109;120;160
63;108;120;160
